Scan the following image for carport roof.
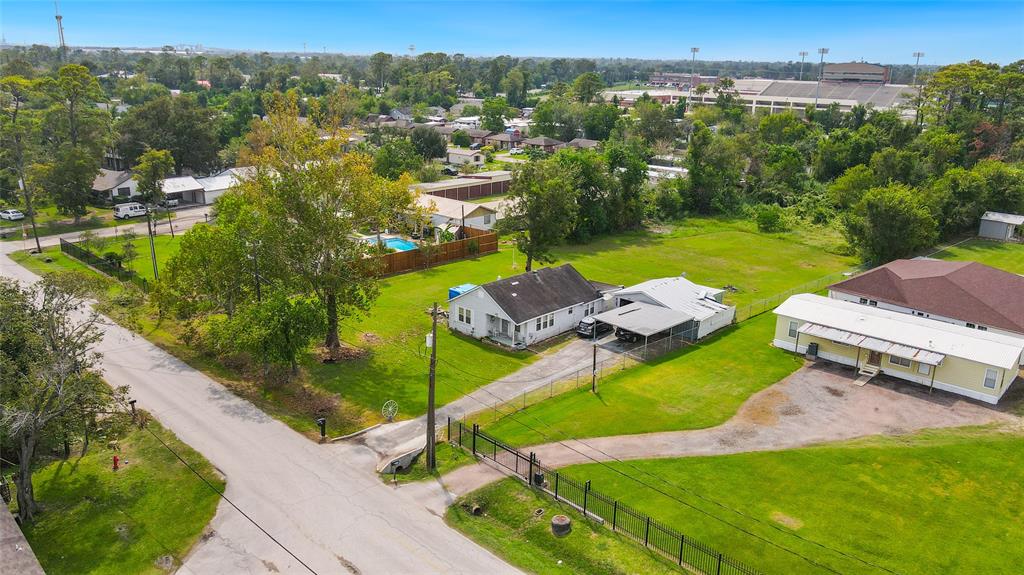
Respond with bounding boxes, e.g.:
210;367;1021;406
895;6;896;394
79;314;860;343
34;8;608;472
591;302;693;337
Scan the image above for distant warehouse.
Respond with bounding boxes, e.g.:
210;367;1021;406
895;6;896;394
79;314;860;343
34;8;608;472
411;171;512;201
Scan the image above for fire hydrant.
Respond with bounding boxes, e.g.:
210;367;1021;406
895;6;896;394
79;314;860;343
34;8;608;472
112;455;120;472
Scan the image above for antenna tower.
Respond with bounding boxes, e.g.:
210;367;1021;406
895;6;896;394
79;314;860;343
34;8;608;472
54;1;67;61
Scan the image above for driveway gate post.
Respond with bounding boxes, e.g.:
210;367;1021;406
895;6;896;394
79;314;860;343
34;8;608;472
528;452;535;485
612;501;618;531
472;423;478;455
583;480;590;516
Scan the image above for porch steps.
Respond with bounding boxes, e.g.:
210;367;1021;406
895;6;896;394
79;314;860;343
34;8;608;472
855;364;880;386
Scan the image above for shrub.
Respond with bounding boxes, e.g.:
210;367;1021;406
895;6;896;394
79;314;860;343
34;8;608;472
467;239;480;255
753;204;789;233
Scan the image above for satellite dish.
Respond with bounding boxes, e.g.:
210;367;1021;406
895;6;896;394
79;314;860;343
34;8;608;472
382;400;399;422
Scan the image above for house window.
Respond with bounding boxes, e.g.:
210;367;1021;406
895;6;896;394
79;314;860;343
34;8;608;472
458;307;472;324
584;302;596;316
977;325;987;331
966;322;975;328
117;187;131;197
536;316;542;330
535;313;554;330
832;340;850;347
858;297;868;304
983;368;998;389
788;321;798;338
868;300;878;307
484;214;491;224
889;355;912;368
914;311;925;317
918;363;931;375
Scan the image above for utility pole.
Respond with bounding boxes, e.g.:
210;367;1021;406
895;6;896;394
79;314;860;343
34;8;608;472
591;343;597;393
912;51;925;127
686;47;699;112
145;207;159;281
426;302;438;471
813;48;829;110
798;51;808;81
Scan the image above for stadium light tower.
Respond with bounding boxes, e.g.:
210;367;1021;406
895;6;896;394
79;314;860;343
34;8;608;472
687;47;700;111
912;51;925;86
798;51;808;81
813;48;829;109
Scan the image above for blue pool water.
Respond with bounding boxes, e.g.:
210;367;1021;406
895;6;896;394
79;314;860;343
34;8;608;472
384;238;417;252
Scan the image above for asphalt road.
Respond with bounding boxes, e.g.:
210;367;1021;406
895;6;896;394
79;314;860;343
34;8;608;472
1;234;518;575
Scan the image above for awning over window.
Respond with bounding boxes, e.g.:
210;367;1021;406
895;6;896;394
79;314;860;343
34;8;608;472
798;322;945;366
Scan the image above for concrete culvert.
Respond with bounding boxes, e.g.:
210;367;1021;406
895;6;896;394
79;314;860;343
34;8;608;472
551;514;571;537
471;504;483;516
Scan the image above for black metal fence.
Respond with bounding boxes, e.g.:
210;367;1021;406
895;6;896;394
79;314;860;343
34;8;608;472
59;238;149;292
451;420;761;575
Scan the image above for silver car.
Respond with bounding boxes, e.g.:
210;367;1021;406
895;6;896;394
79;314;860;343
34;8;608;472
0;209;25;221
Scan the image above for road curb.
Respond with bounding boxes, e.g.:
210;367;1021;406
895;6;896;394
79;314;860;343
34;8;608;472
330;422;384;442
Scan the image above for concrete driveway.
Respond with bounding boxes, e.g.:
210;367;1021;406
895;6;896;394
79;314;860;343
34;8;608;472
1;239;519;574
431;362;1019;500
357;334;628;466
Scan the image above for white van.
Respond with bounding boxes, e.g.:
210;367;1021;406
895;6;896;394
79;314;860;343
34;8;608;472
114;202;148;219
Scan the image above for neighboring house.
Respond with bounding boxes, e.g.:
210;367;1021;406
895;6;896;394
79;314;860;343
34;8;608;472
435;125;460;142
446;148;485;167
485;132;523;150
411;170;512;201
416;195;497;230
566;138;600;150
194;167;254;206
773;293;1024;404
448;264;610;346
978;211;1024;241
160;176;204;203
504;117;532;136
596;275;736;341
465;128;493;145
92;168;138;202
647;164;688;183
829;259;1024;337
451;116;481;130
523;136;565;153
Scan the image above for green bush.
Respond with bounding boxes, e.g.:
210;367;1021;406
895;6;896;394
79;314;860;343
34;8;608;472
753;203;789;233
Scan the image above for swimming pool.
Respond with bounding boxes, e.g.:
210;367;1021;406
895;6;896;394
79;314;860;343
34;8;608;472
384;238;417;252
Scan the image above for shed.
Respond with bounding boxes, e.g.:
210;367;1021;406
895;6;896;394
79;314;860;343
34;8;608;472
978;211;1024;241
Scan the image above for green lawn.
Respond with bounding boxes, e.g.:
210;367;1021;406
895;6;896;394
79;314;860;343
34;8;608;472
559;428;1024;575
447;477;681;575
484;313;803;445
12;418;222;575
930;238;1024;273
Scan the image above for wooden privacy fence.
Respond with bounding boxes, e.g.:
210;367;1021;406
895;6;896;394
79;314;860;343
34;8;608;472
375;227;498;276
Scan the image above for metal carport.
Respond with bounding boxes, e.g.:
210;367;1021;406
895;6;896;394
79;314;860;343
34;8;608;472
591;302;696;357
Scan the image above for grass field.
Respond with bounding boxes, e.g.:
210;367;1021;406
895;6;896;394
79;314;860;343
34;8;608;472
379;442;476;484
484;312;803;445
447;477;682;575
556;427;1024;575
930;238;1024;273
12;418;222;575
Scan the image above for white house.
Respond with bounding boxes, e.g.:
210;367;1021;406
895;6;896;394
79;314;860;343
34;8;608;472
446;148;485;167
978;211;1023;241
451;116;482;130
160;176;204;204
416;195;497;230
601;275;736;340
448;264;611;347
92;169;138;201
194;167;255;206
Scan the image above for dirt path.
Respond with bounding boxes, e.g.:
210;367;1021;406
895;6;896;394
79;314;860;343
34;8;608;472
430;363;1020;499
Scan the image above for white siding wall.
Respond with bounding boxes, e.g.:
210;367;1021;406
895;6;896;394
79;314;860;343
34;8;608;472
449;289;606;345
829;290;1019;338
696;307;736;339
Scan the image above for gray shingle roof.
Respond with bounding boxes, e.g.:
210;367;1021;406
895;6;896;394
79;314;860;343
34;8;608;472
482;264;601;324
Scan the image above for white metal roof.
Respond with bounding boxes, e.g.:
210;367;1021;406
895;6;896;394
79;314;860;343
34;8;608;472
775;294;1024;369
160;176;203;194
591;302;693;337
981;211;1024;225
798;323;945;365
614;276;730;321
416;195;495;220
196;174;238;192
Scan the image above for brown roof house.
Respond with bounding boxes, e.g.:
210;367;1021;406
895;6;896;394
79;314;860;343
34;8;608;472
484;131;523;150
92;169;138;202
523;136;564;153
829;258;1024;337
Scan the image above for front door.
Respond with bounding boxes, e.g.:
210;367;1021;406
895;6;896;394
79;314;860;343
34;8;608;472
501;318;510;336
867;350;882;366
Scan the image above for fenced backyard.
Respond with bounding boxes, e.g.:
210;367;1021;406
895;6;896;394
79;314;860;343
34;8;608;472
448;421;762;575
376;226;498;276
732;269;861;322
59;238;150;292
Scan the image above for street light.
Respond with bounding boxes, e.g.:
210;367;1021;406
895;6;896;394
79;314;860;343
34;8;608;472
687;47;700;111
798;51;808;81
912;51;925;87
813;48;829;110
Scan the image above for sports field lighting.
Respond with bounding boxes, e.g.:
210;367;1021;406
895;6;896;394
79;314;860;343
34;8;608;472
687;47;700;111
798;51;808;81
813;48;829;109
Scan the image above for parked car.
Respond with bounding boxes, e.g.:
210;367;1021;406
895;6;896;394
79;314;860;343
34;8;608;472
0;209;25;221
615;327;642;343
509;147;525;155
113;202;148;219
469;143;482;150
576;317;612;338
158;198;179;208
441;166;460;176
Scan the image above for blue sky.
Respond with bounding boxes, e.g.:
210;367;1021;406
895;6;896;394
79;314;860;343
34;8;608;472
2;1;1022;65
